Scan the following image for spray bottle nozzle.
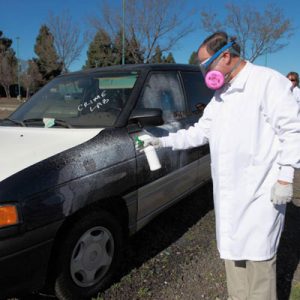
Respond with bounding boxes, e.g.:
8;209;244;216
135;136;144;147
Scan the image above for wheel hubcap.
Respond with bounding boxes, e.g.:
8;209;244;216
70;226;114;287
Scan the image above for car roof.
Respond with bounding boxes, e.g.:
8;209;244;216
59;64;200;77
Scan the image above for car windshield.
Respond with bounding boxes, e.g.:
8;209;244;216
7;72;138;128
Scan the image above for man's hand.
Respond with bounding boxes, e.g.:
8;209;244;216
271;181;293;205
142;137;163;149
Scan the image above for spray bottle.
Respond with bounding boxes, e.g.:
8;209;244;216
135;135;161;171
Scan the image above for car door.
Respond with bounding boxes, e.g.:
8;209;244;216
128;70;188;226
180;70;214;181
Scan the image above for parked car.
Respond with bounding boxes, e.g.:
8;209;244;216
0;64;213;299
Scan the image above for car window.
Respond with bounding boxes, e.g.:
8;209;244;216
181;71;214;115
136;72;186;122
9;72;138;128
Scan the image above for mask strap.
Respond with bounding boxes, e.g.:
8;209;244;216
203;41;235;69
224;57;242;82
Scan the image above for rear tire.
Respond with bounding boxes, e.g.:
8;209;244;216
54;210;123;300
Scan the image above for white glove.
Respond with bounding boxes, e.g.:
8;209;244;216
271;182;293;205
142;137;163;149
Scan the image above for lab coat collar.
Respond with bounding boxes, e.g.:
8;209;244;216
216;61;252;98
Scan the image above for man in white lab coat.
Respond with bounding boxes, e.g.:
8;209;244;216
145;31;300;299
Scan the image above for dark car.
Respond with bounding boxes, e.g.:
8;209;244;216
0;64;213;299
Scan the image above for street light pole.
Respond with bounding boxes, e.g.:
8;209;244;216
122;0;125;65
265;52;268;67
16;36;21;100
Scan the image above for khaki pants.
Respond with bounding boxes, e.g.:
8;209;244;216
225;256;277;300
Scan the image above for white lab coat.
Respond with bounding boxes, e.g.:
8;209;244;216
161;62;300;260
292;85;300;106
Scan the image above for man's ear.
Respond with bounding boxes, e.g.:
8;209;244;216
223;51;232;64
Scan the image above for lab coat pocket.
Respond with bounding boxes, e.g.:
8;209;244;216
245;164;272;201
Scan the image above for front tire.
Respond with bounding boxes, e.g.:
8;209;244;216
54;210;123;300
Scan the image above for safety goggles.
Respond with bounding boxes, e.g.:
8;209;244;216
199;56;221;76
199;41;235;75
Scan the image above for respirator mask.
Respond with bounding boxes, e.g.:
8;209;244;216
200;41;240;90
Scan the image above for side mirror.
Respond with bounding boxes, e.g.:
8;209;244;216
129;108;163;126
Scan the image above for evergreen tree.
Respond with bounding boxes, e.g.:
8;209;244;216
150;46;163;63
126;33;144;64
150;47;175;64
188;51;198;65
34;25;62;83
114;31;144;65
0;31;13;53
164;52;175;63
85;29;144;68
84;29;115;69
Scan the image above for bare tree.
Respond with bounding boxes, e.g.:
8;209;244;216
47;10;86;72
200;2;293;62
89;0;196;63
0;52;17;98
21;60;43;98
0;31;17;98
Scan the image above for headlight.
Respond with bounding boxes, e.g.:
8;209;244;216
0;205;19;228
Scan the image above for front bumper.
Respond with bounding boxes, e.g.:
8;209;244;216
0;220;63;299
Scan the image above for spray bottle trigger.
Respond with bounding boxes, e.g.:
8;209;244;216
135;136;144;148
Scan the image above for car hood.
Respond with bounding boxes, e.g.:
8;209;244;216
0;126;103;182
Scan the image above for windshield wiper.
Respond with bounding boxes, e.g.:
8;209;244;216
2;118;26;127
53;119;73;128
22;118;72;128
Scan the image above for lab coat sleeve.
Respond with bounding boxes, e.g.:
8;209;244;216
160;100;213;150
294;87;300;106
263;75;300;182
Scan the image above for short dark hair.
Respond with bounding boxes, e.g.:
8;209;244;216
287;71;299;86
199;31;241;57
